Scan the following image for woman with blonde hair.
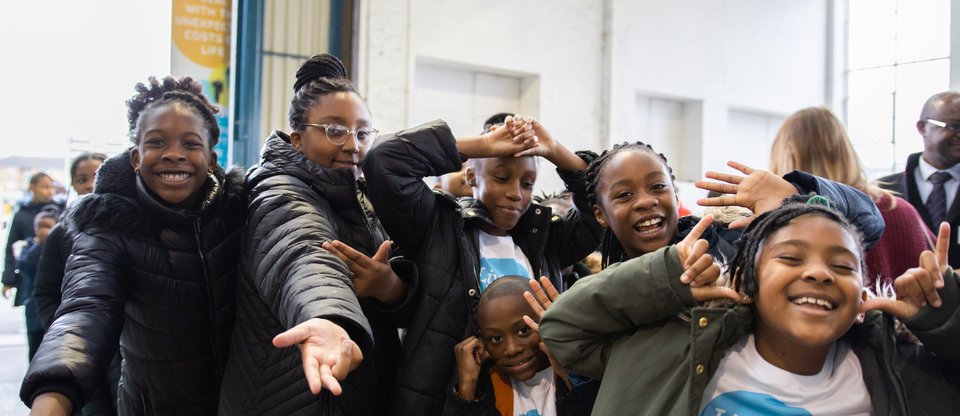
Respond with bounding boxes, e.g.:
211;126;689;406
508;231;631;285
770;106;932;286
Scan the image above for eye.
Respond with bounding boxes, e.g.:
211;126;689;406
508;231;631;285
830;262;859;273
776;255;802;264
521;181;535;190
325;124;350;139
144;137;164;147
488;335;502;344
356;128;377;142
184;140;205;149
651;183;668;192
494;175;509;182
517;327;531;337
614;191;633;200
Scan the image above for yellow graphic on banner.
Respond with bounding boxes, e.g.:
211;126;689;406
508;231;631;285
172;0;231;68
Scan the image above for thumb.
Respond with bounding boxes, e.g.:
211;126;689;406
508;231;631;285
372;240;392;263
727;215;756;230
273;324;309;348
691;286;740;303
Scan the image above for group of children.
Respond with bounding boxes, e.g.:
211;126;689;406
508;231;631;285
7;52;958;416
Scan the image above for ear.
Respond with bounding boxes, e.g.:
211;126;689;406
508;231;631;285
130;147;141;171
209;150;218;172
465;164;477;187
290;131;303;151
855;289;867;324
593;204;608;228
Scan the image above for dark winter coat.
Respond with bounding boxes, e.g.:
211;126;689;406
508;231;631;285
219;131;406;415
361;120;603;415
877;152;960;268
33;222;72;330
3;199;60;295
542;245;960;415
20;150;245;415
442;365;596;416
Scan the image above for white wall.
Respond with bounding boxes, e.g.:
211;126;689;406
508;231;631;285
358;0;831;201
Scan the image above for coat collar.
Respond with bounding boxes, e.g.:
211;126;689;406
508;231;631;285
248;131;360;206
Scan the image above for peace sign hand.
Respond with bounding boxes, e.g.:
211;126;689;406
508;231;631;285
861;222;951;320
696;161;798;229
676;214;739;303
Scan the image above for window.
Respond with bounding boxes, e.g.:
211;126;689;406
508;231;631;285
845;0;950;179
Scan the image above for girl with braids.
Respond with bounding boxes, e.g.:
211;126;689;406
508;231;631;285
359;111;601;414
21;76;245;415
540;195;960;415
219;53;406;415
582;141;885;270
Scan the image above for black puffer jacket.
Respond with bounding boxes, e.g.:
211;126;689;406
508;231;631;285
3;199;62;296
220;131;404;415
20;150;244;415
361;120;602;415
33;222;72;330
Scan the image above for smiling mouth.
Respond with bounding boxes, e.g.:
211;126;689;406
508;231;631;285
789;296;836;311
633;217;665;235
505;355;535;368
157;172;192;183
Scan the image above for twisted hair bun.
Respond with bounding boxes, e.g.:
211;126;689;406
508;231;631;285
293;53;347;93
126;76;221;145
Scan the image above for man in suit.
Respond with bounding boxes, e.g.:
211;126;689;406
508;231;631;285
877;91;960;268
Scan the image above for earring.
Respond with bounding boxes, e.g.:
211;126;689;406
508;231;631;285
855;313;865;323
134;167;140;175
740;294;752;303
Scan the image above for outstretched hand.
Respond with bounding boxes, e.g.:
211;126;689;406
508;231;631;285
521;277;572;390
696;161;798;229
273;318;363;396
676;214;739;303
861;222;950;320
322;240;406;305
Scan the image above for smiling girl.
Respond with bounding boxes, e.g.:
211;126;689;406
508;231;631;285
21;76;245;415
541;195;960;415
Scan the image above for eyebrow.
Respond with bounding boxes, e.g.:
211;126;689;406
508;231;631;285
608;172;667;188
312;115;370;126
143;129;203;139
770;240;858;256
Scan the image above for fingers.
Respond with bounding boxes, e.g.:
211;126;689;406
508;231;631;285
539;276;560;302
680;214;714;246
372;240;393;263
522;314;540;334
936;221;950;275
303;354;325;395
726;216;756;230
323;240;372;271
703;171;743;186
682;252;720;287
318;363;343;396
523;291;547;320
917;252;943;307
861;298;916;320
696;193;738;207
691;286;740;303
329;339;358;379
273;324;310;348
726;160;755;175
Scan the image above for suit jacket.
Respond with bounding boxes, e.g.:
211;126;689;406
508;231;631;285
876;152;960;268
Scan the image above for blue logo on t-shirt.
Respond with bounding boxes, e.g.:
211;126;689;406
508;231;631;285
701;391;812;416
518;411;541;416
478;258;531;291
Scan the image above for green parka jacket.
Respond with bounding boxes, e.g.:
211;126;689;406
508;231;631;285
540;246;960;416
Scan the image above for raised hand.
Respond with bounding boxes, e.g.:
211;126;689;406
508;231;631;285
510;117;589;171
453;336;488;401
273;318;363;396
861;222;950;320
696;161;798;229
322;240;406;305
522;312;573;390
480;115;538;157
675;214;739;303
523;276;560;320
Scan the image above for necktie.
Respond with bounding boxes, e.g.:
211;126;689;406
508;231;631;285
926;171;952;227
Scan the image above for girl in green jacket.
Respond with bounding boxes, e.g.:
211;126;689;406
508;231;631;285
541;195;960;415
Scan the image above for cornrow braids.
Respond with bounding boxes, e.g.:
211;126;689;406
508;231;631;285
728;194;865;297
288;53;360;131
69;152;107;181
585;141;675;268
126;76;221;145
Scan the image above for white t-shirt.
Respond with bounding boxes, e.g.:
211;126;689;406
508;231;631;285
512;367;557;416
477;231;533;292
699;334;872;416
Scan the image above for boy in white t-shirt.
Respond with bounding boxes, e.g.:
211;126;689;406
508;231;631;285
445;276;595;416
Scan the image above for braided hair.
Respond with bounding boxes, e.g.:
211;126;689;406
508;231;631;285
69;152;107;182
289;54;360;131
585;141;675;268
126;76;220;145
728;194;865;297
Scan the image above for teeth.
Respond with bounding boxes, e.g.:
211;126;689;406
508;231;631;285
159;173;190;182
792;296;834;310
638;218;663;227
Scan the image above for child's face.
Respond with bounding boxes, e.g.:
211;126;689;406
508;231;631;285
289;91;372;180
130;103;214;209
71;159;103;195
435;163;472;198
467;157;537;235
30;176;54;204
753;214;864;351
593;150;678;258
35;217;56;244
477;294;550;381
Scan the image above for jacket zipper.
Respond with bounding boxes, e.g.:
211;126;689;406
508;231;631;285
193;219;222;380
883;316;909;415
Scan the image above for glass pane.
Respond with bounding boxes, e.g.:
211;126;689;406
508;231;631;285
894;59;950;158
851;141;896;174
895;0;950;63
849;0;896;69
847;94;894;147
848;67;895;98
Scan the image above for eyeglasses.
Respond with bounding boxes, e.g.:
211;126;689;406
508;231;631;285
302;123;379;147
926;119;960;132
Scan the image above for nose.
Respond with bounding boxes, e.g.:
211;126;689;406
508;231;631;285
503;337;523;358
801;261;835;284
341;132;360;154
505;180;522;201
162;148;187;162
631;192;659;210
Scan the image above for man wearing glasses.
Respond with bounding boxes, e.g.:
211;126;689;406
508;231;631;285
877;91;960;268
